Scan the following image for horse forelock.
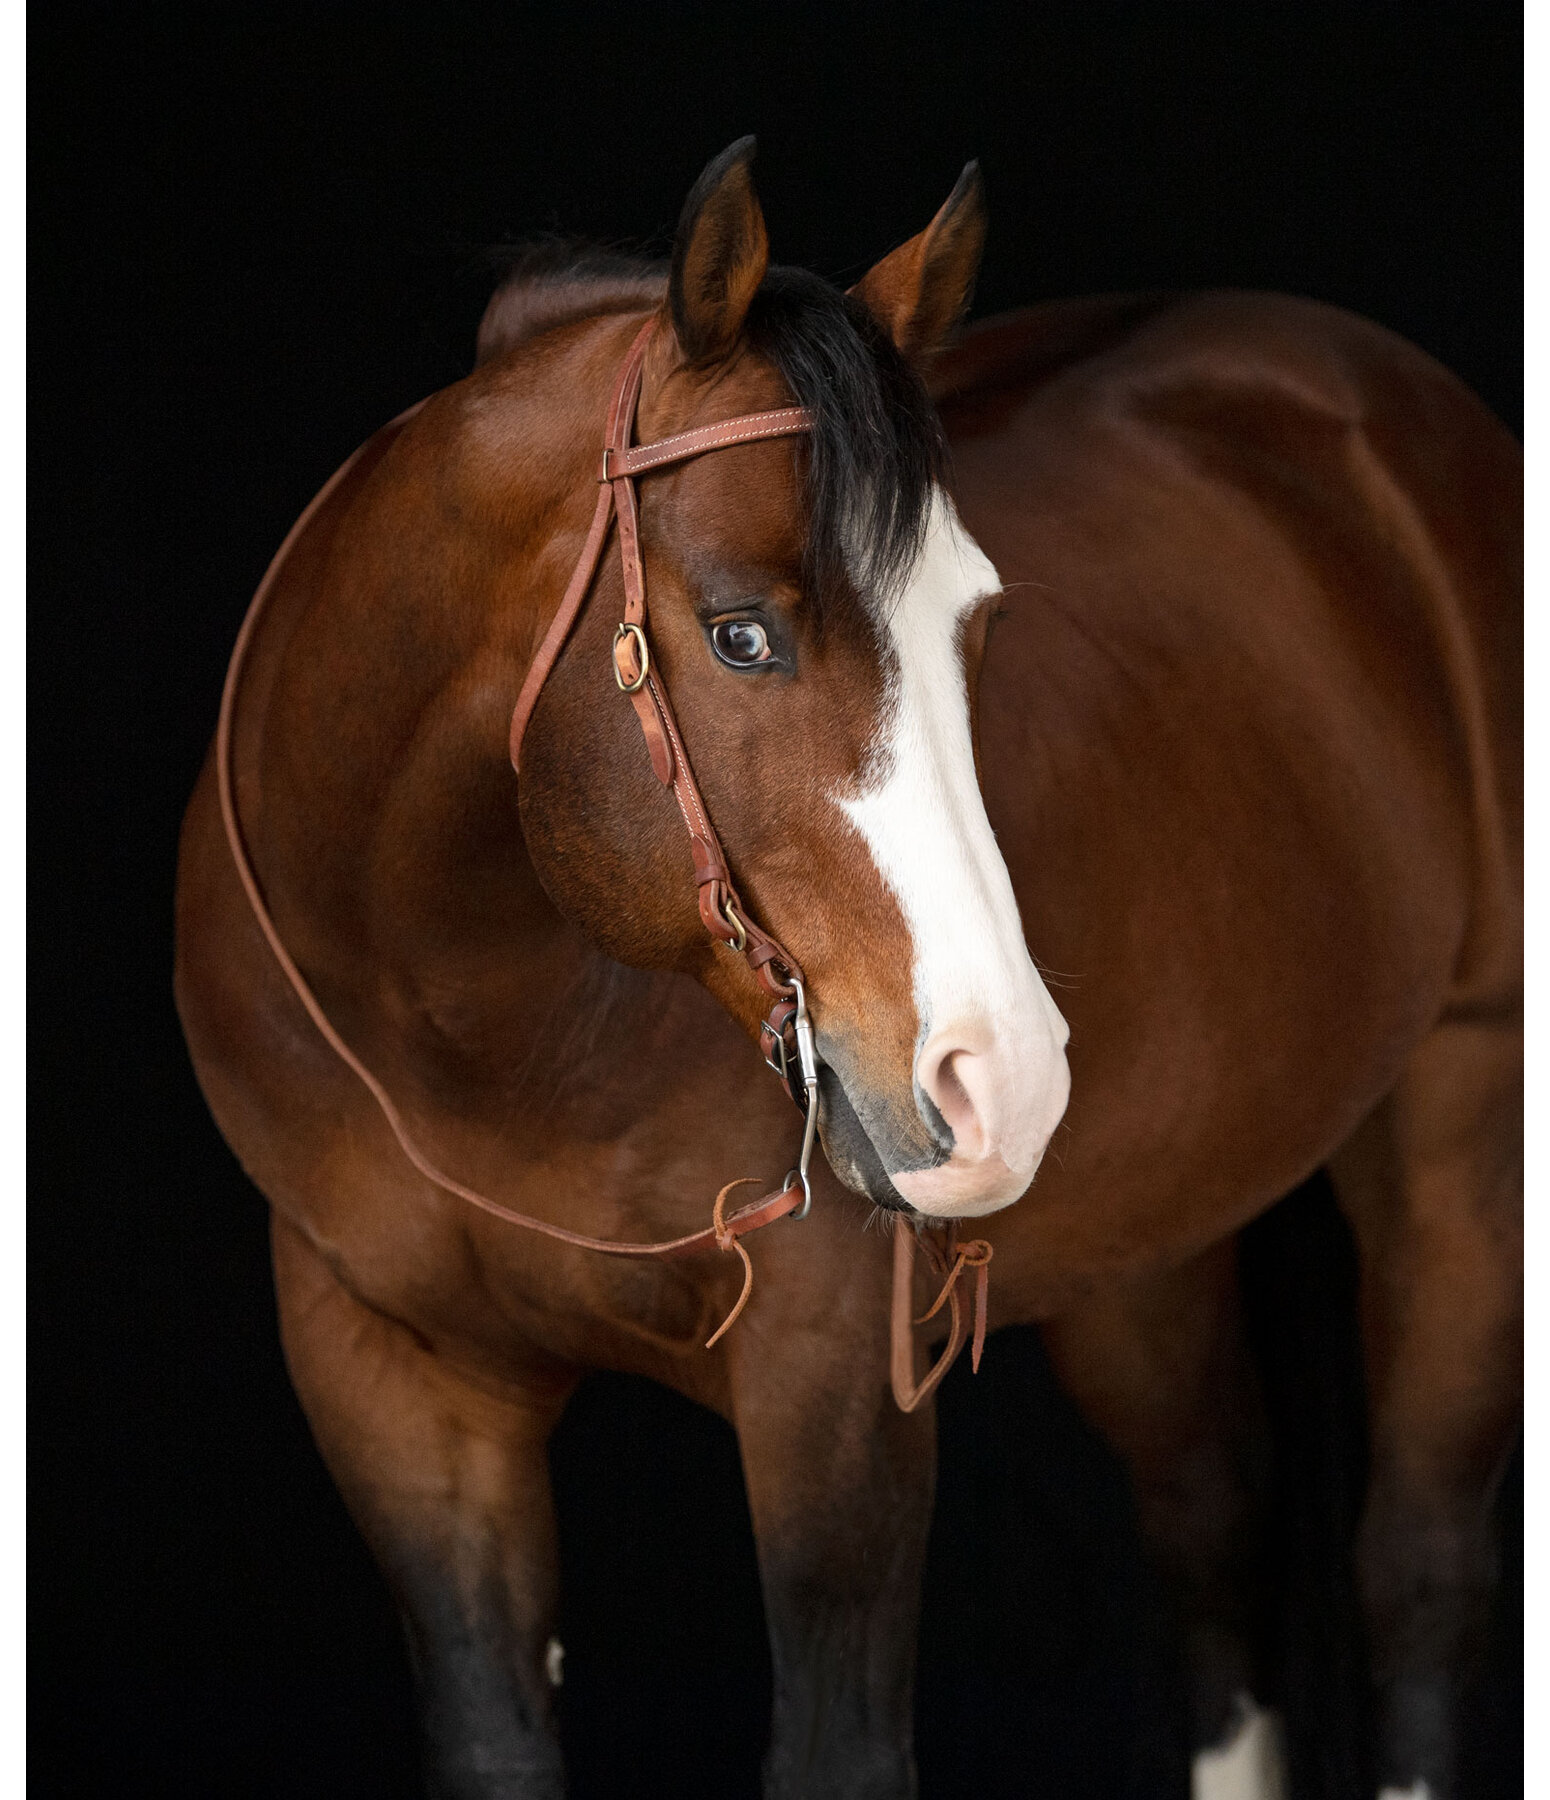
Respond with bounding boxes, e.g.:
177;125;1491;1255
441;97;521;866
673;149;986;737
742;266;948;619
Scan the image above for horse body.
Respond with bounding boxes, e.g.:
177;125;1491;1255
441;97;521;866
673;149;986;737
175;148;1519;1800
946;290;1519;1303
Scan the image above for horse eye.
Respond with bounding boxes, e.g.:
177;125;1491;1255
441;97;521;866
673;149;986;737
710;618;774;668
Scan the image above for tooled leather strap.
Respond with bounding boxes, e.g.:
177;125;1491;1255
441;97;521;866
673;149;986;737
890;1217;994;1413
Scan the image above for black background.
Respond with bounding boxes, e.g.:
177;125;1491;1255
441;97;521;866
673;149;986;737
32;5;1521;1796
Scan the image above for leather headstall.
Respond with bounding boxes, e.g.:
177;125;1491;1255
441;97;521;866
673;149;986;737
217;315;990;1409
508;321;818;1112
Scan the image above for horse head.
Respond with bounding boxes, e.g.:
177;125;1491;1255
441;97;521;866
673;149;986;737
476;141;1070;1218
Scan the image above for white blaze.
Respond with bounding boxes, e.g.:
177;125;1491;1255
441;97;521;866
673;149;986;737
839;489;1070;1218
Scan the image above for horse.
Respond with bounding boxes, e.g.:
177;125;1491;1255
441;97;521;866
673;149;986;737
173;139;1521;1800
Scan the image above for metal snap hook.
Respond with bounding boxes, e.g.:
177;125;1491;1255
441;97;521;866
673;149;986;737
783;978;821;1220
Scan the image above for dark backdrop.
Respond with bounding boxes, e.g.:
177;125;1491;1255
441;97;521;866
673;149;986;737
31;5;1521;1796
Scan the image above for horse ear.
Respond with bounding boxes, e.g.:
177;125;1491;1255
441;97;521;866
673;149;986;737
668;137;770;366
850;162;986;363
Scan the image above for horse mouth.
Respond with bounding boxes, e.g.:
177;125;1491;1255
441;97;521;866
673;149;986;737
813;1057;947;1213
812;1034;1052;1220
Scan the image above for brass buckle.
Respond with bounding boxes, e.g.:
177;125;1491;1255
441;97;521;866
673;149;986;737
720;897;749;955
612;621;649;693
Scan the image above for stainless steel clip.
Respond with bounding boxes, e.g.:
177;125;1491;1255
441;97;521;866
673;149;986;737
785;978;820;1220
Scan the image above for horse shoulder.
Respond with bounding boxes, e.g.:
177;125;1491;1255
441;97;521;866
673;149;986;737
952;291;1519;1011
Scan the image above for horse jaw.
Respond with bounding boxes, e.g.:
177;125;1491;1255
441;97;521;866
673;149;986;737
838;488;1070;1219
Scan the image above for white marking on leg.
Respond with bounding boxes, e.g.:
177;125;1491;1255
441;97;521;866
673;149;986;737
1191;1694;1289;1800
1376;1787;1433;1800
839;488;1069;1216
544;1635;565;1687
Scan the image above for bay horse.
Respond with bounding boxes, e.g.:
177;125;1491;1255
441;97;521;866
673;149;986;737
174;140;1521;1800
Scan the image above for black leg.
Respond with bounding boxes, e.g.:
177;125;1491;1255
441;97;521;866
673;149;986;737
272;1216;575;1799
729;1306;936;1800
1041;1241;1283;1798
1331;1017;1522;1799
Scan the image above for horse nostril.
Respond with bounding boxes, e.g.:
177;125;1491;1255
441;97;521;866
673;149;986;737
917;1038;992;1160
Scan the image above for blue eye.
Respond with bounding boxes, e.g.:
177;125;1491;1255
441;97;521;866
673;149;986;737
711;618;773;667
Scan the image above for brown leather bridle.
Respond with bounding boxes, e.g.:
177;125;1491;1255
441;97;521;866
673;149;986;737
218;315;989;1412
509;322;821;1143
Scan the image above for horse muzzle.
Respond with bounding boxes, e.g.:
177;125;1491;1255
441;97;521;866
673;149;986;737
815;1007;1071;1219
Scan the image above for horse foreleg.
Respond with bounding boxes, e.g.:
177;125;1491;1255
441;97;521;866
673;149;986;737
1041;1242;1283;1800
729;1318;935;1800
271;1214;576;1800
1329;1014;1521;1800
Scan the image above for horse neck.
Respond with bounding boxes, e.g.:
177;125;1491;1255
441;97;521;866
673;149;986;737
257;317;680;1136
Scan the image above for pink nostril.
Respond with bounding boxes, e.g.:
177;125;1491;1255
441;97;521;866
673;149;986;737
899;1015;1068;1216
918;1041;990;1159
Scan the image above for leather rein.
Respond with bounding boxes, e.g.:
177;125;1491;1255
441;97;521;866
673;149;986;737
217;316;988;1413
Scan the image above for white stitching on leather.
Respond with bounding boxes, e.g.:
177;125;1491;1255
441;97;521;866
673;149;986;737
617;410;814;474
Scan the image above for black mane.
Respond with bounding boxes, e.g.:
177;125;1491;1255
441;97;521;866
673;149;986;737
479;242;948;610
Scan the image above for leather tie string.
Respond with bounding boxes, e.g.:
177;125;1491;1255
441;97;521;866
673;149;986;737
890;1218;994;1414
706;1178;763;1349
